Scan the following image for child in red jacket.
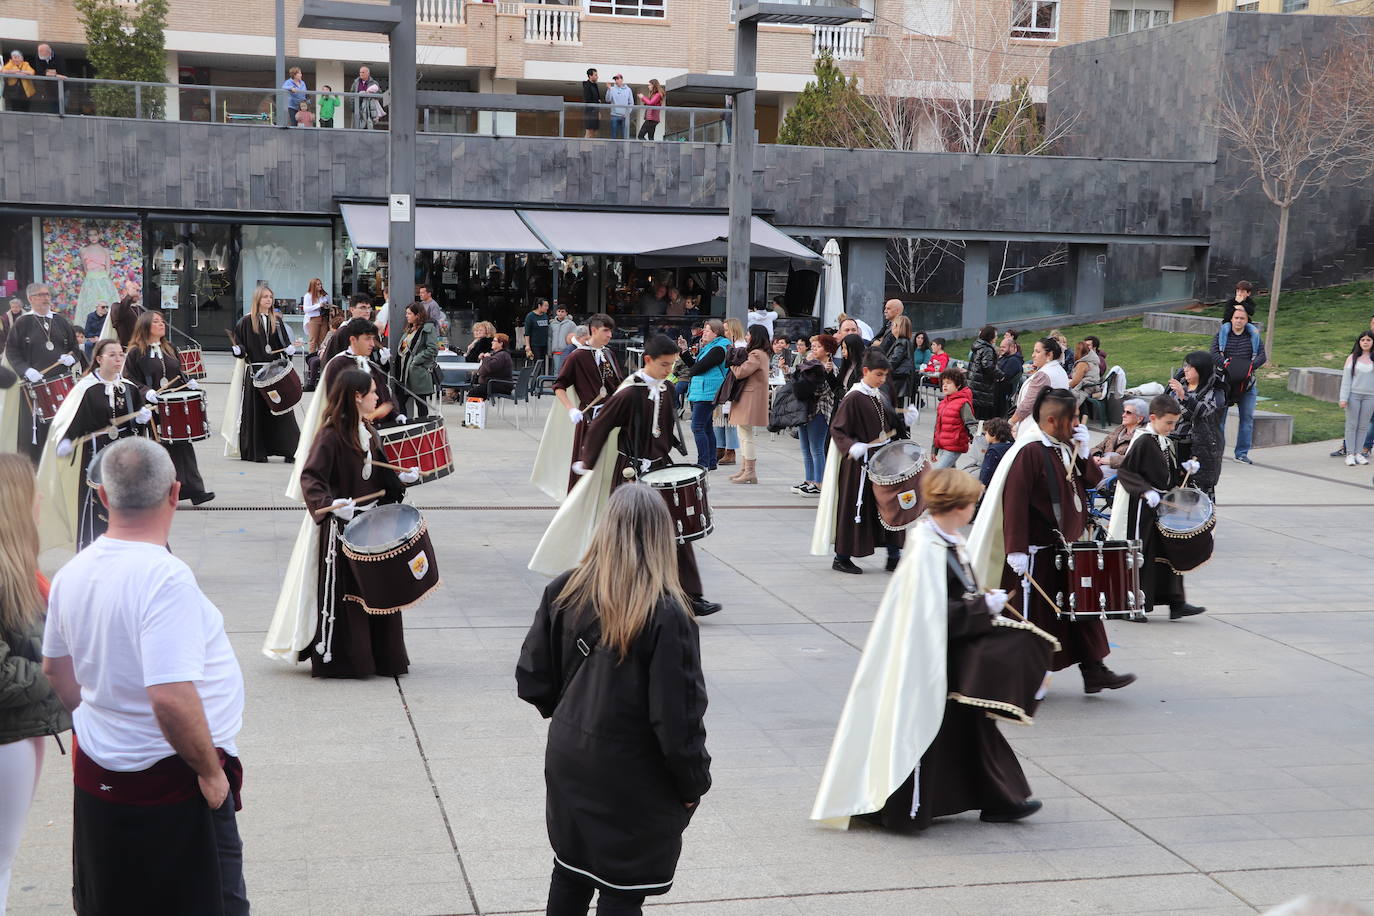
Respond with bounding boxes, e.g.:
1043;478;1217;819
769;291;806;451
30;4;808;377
932;367;978;469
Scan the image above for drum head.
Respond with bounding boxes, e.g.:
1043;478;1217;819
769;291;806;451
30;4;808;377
160;389;203;403
867;440;926;484
1157;487;1214;533
253;358;292;384
86;449;106;488
642;465;705;486
341;503;421;552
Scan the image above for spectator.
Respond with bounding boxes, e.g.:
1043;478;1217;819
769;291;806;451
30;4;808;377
31;43;63;114
72;329;90;371
679;318;730;470
1220;279;1256;320
792;336;808;366
547;305;577;369
770;294;788;318
581;68;601;138
978;416;1014;485
41;438;248;916
1068;339;1102;408
302;277;330;355
2;51;34;112
746;300;776;338
1092;398;1149;469
995;332;1024;417
874;298;904;351
636;78;664;140
0;297;23;351
0;454;72;916
1339;331;1374;467
1168;351;1227;499
791;333;841;497
885;315;914;407
1331;316;1374;458
1210;304;1266;464
770;335;797;378
294;99;314;127
712;317;747;466
351;65;384;130
464;321;496;362
317;85;339;128
922;338;950;376
394;302;439;419
607;74;633;140
836;314;873;343
931;367;976;469
1083;334;1107;375
517;484;710;916
911;330;933;371
524;298;551;367
665;287;686;316
726;324;771;484
836;332;866;391
1049;330;1073;374
83;302;108;356
967;324;999;421
1010;337;1069;430
471;333;514;400
282;66;307;126
416;283;446;332
641;284;668;316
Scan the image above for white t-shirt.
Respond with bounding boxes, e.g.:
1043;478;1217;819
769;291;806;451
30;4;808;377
746;309;776;338
302;291;330;320
43;537;245;771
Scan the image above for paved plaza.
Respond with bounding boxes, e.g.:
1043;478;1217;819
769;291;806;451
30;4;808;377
10;354;1374;915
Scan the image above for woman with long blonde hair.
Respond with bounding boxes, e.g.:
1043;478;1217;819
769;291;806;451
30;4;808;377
713;316;746;465
518;484;709;915
125;311;214;505
231;285;301;462
0;454;72;913
302;277;331;355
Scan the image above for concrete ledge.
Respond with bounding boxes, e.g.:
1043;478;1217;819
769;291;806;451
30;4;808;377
1288;366;1343;404
1224;406;1293;449
1144;312;1221;334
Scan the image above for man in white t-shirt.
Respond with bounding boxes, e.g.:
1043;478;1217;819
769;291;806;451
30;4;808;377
43;438;248;916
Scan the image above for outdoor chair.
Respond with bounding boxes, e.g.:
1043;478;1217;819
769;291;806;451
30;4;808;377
491;364;535;429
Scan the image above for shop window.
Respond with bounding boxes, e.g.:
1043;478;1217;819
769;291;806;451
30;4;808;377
1011;0;1058;40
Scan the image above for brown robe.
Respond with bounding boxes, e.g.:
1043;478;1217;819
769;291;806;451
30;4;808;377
579;377;702;597
110;296;145;346
998;439;1109;670
124;342;209;500
321;350;399;425
556;347;623;492
298;424;409;678
1115;431;1187;610
827;387;908;559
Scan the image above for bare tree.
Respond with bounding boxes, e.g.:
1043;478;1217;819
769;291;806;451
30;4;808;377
1213;42;1374;361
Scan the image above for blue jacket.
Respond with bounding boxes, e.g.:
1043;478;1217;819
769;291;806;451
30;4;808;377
1210;322;1266;393
687;337;730;402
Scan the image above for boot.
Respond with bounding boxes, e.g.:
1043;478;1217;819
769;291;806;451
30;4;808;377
1081;661;1137;694
719;448;736;466
731;458;757;484
715;448;726;466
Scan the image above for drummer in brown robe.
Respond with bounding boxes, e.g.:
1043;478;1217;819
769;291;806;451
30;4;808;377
811;348;919;574
298;367;421;678
319;317;401;426
979;388;1136;694
3;283;81;462
530;334;722;618
1111;394;1207;620
124;310;215;505
812;469;1042;832
231;285;301;462
553;313;621;490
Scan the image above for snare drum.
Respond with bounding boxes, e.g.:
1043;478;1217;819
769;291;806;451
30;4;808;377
378;416;453;484
948;616;1060;725
1054;539;1146;620
865;440;928;531
339;503;441;615
1155;487;1215;572
157;390;210;442
22;372;76;423
251;359;303;415
178;343;207;380
641;464;713;544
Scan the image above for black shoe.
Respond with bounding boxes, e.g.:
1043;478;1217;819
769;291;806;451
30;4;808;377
283;456;295;464
1169;602;1206;620
1235;455;1253;465
190;491;216;506
250;458;268;463
832;557;863;575
691;597;722;617
1128;612;1150;623
1082;664;1137;694
980;799;1043;823
885;554;901;572
1332;445;1348;457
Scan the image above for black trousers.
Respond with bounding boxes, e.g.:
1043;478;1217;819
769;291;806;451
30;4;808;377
547;866;646;916
636;120;658;140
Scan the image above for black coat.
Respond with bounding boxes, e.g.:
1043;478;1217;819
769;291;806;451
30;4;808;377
967;339;999;420
517;573;710;896
1171;370;1227;495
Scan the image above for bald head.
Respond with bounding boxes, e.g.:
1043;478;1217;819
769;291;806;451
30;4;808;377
883;299;904;321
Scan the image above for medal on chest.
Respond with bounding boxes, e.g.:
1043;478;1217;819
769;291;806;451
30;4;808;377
46;341;54;351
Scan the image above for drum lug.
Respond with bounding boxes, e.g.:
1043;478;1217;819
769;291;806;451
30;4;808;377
1099;592;1106;613
1097;547;1104;571
1055;552;1063;571
1066;591;1074;612
1137;590;1146;608
673;490;680;507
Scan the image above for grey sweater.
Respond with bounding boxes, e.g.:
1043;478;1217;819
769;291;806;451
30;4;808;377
1340;356;1374;402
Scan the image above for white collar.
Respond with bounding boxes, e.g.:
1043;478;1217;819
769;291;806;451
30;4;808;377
929;519;966;546
1146;422;1172;450
853;381;880;396
635;369;665;392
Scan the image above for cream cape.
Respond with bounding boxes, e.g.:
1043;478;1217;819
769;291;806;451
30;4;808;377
965;435;1042;593
221;357;247;459
808;440;844;556
529;389;580;503
35;373;105;561
0;355;19;454
809;520;951;827
287;351;379;502
1106;430;1165;541
262;513;321;662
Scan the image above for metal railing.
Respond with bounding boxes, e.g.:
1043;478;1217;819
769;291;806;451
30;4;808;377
525;3;581;43
813;24;866;60
418;0;465;23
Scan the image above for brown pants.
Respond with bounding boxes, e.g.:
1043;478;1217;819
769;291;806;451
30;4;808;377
305;316;327;354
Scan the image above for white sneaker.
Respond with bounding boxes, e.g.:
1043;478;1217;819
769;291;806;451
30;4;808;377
1358;452;1370;465
1346;454;1357;466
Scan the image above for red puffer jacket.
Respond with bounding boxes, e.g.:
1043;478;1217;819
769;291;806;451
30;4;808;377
933;385;974;453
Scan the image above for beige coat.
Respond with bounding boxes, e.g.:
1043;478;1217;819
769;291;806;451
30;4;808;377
729;348;771;428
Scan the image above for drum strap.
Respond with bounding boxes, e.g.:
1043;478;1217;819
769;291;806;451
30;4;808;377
1040;445;1065;537
556;617;603;707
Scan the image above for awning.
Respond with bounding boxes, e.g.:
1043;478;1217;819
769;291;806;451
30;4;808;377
339;203;547;252
516;210;822;271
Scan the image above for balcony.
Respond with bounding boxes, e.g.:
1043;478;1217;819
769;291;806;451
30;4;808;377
418;0;464;24
525;4;582;44
813;24;866;60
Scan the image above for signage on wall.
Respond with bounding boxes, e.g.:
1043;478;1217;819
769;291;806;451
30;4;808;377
389;194;412;223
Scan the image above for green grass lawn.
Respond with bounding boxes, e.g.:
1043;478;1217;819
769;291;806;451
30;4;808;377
946;280;1374;444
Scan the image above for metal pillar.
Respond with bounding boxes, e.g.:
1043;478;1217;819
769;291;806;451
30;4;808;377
726;20;757;324
275;0;287;127
962;241;990;329
389;0;417;347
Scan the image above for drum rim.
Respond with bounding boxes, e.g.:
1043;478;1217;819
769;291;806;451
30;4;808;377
378;414;445;440
642;463;707;485
865;440;927;485
158;389;206;403
252;360;297;386
340;503;425;556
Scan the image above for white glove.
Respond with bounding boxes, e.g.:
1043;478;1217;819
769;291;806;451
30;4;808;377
903;405;920;428
1007;552;1030;576
721;402;731;416
568;408;584;425
398;467;421;485
134;407;152;425
231;345;243;358
1182;458;1200;475
186;378;200;391
571;460;591;476
733;341;747;349
284;345;297;357
330;497;357;521
1144;489;1162;508
59;353;76;367
984;588;1009;615
848;442;869;461
145;390;159;404
1071;423;1091;460
378;347;391;365
395;414;407;425
56;439;74;459
24;368;42;383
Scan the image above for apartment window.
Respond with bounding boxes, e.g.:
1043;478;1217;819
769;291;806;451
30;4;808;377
1236;0;1259;7
1011;0;1058;39
587;0;664;16
1108;0;1171;34
1281;0;1307;9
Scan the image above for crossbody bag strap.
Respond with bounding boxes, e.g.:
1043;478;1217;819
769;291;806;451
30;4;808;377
557;616;602;706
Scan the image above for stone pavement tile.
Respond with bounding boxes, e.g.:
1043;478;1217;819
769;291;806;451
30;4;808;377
761;848;1060;897
302;881;477;916
1213;865;1374;910
1285;764;1374;790
1130;814;1285;846
1168;839;1326;872
1252;809;1374;839
1034;844;1194;881
1033;753;1170;777
1096;792;1239;820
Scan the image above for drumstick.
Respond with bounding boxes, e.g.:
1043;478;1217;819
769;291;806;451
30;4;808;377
311;489;388;520
1179;469;1193;490
372;460;417;474
156;381;189;395
1022;571;1070;619
71;411;146;448
995;590;1027;623
36;360;64;376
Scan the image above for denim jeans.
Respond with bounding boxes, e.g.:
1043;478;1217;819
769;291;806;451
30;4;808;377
691;400;717;468
674;379;690;409
610;116;627;139
799;413;829;481
932;449;962;469
1228;385;1257;458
